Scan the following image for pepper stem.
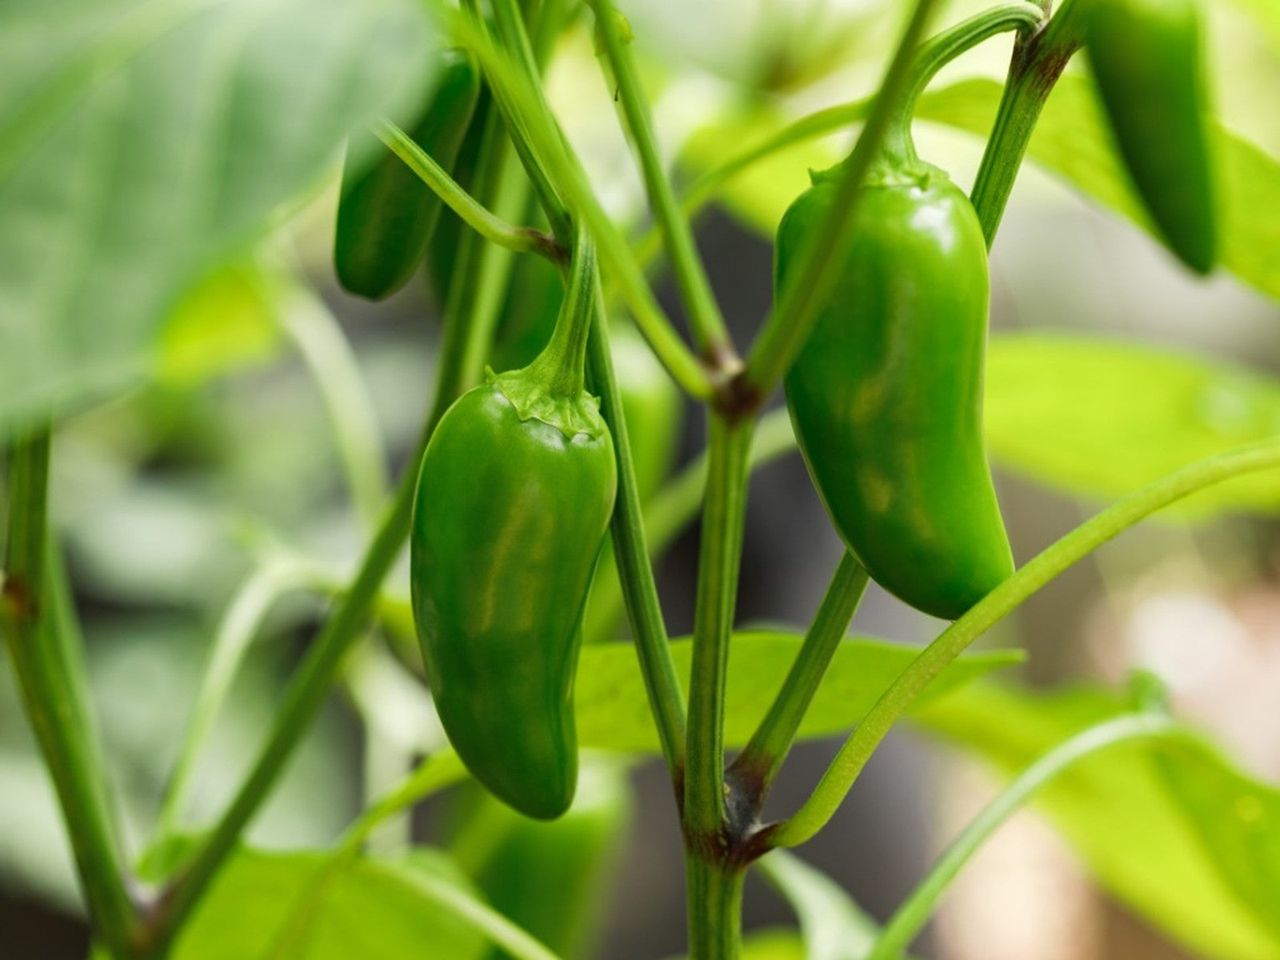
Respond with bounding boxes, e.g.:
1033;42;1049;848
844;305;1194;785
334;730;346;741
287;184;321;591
521;222;597;399
874;2;1046;172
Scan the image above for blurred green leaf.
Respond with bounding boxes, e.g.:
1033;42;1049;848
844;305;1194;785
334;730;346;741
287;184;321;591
916;76;1280;300
760;851;900;960
985;332;1280;518
1227;0;1280;50
171;847;485;960
681;106;839;236
741;931;807;960
915;682;1280;960
0;0;437;431
156;261;284;388
576;633;1021;754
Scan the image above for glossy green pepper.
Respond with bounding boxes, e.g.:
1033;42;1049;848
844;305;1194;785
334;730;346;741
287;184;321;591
411;237;616;819
334;50;480;300
488;252;680;503
450;762;631;959
780;154;1013;621
1084;0;1217;274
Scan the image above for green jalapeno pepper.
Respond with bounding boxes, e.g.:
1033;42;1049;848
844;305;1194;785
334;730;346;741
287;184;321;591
411;235;616;819
1085;0;1217;274
335;50;480;300
780;137;1013;620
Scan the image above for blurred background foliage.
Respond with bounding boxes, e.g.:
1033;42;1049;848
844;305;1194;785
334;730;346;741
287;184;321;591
3;0;1280;958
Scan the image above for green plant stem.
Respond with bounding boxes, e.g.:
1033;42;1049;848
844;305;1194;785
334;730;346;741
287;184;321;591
524;223;596;396
970;0;1085;244
402;870;564;960
144;96;522;960
441;4;714;401
278;283;388;529
586;297;686;776
629;2;1041;278
585;407;796;643
265;751;467;959
588;0;735;368
867;713;1185;960
374;118;560;261
772;437;1280;848
880;1;1045;165
485;0;573;242
742;0;943;401
730;553;868;803
685;853;746;960
2;428;138;957
685;416;753;836
154;558;316;841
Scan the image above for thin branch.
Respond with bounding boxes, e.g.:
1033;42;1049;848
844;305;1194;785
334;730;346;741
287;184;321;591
772;438;1280;848
867;713;1185;959
588;0;735;367
2;428;138;956
376;119;561;262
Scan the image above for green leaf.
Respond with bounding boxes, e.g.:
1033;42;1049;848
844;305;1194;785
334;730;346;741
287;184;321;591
172;847;486;960
741;931;808;960
576;633;1021;754
0;0;436;431
155;261;283;388
760;851;902;960
681;106;839;236
914;682;1280;960
915;76;1280;302
985;332;1280;518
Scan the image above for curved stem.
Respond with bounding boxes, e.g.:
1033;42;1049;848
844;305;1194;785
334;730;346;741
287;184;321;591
880;1;1045;167
2;428;138;957
399;869;565;960
685;416;754;836
522;223;595;397
440;4;714;401
587;298;687;776
772;437;1280;848
588;0;736;368
970;0;1086;244
277;284;388;529
866;713;1185;960
153;559;316;840
730;553;868;804
375;119;559;261
742;0;944;403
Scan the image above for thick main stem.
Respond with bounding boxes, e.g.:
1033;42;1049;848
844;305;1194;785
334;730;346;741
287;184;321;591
684;416;753;836
685;853;746;960
2;429;138;957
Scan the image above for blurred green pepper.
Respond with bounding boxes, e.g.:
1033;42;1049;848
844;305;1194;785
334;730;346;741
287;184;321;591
1085;0;1217;274
334;50;480;300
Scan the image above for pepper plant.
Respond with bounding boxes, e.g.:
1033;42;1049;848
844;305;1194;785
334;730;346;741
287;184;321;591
3;0;1280;958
